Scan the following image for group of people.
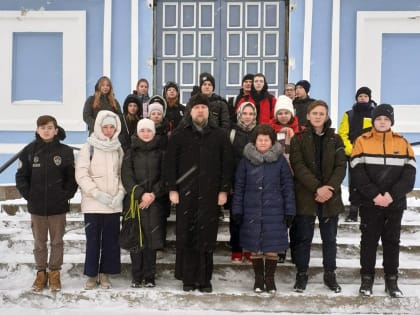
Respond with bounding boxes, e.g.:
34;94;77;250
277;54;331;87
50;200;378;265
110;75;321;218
15;73;416;299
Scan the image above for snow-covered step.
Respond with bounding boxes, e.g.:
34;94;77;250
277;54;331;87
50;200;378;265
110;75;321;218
0;265;419;314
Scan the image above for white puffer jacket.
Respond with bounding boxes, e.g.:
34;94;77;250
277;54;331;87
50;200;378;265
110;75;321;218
76;110;125;214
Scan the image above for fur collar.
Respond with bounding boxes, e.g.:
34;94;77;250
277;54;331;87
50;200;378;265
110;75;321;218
243;142;283;165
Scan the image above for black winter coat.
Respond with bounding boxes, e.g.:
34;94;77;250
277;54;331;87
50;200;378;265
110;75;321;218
165;118;234;250
121;136;166;250
15;130;78;216
293;97;315;127
290;121;347;217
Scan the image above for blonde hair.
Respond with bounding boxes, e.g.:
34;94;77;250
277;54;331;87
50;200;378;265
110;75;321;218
93;76;118;110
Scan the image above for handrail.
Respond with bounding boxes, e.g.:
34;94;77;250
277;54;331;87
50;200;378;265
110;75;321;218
0;144;81;175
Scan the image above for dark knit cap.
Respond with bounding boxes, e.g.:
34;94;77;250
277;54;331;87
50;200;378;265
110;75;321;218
372;103;394;126
163;81;179;95
295;80;311;94
355;86;372;101
241;73;254;84
189;93;209;108
199;72;215;90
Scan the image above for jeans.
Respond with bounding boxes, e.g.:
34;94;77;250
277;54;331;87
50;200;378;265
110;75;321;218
291;208;338;273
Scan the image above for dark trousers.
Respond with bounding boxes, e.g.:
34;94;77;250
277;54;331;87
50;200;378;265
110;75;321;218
229;208;242;252
84;213;121;277
130;247;156;281
291;208;338;273
359;206;403;275
175;249;213;286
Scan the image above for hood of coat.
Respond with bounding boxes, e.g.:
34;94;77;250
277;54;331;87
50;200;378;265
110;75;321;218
243;142;283;165
93;110;121;141
122;94;142;116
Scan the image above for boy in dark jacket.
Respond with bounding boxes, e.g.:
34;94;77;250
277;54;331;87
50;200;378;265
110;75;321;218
350;104;416;298
16;115;78;292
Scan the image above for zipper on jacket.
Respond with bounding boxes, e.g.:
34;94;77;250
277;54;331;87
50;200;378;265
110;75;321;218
382;132;386;165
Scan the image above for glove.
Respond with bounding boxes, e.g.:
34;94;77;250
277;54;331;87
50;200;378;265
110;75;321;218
110;190;125;209
231;214;243;225
92;190;113;205
285;215;295;228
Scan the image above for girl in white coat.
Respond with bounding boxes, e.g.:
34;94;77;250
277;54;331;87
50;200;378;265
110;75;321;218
76;110;125;289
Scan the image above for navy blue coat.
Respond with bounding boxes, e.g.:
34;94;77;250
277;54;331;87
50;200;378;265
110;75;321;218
232;143;296;253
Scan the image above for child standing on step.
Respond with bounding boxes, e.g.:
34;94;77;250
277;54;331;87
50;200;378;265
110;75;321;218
350;104;416;298
16;115;78;292
76;110;125;290
232;124;296;294
121;118;166;288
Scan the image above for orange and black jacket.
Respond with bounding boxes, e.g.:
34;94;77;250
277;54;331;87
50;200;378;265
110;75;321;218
350;129;416;210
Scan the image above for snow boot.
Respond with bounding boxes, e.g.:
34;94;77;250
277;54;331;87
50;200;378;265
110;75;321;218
85;276;97;290
359;274;374;297
32;270;48;292
49;270;61;292
345;205;359;222
385;274;403;298
293;272;308;293
98;273;112;289
323;271;341;293
251;255;264;293
264;256;278;294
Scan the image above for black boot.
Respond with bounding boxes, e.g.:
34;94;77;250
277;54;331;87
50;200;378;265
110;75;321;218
359;274;374;297
264;256;278;294
385;274;403;298
323;271;341;293
293;272;308;293
345;205;359;222
251;256;264;293
278;251;286;264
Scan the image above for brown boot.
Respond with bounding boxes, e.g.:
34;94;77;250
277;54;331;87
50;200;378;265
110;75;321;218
98;273;112;289
32;270;48;292
49;270;61;291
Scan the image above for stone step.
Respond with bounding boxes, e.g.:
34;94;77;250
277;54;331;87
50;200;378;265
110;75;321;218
0;264;419;314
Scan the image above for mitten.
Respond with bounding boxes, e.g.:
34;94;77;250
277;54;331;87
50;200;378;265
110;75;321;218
92;190;113;205
110;190;126;209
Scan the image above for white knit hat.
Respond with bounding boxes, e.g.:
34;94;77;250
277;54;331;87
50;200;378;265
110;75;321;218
137;118;156;135
101;116;117;127
274;95;294;116
147;102;164;118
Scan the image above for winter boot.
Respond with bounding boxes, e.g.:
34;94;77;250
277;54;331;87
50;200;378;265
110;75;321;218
98;273;112;289
323;271;341;293
32;270;48;292
251;255;265;293
264;255;278;294
85;276;98;290
345;205;359;222
48;270;61;292
385;274;403;298
293;272;308;293
359;274;374;297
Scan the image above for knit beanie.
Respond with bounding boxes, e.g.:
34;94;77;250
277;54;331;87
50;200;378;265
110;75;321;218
137;118;156;134
295;80;311;94
372;103;394;126
355;86;372;101
199;72;215;90
101;116;117;127
163;81;179;95
274;95;295;116
148;103;164;117
189;93;209;108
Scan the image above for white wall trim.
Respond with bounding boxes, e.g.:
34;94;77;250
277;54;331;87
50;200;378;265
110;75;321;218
131;0;139;89
103;0;112;77
356;11;420;133
302;0;313;80
0;10;86;131
329;0;340;129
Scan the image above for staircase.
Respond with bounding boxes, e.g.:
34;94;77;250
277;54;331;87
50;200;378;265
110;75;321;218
1;186;420;314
